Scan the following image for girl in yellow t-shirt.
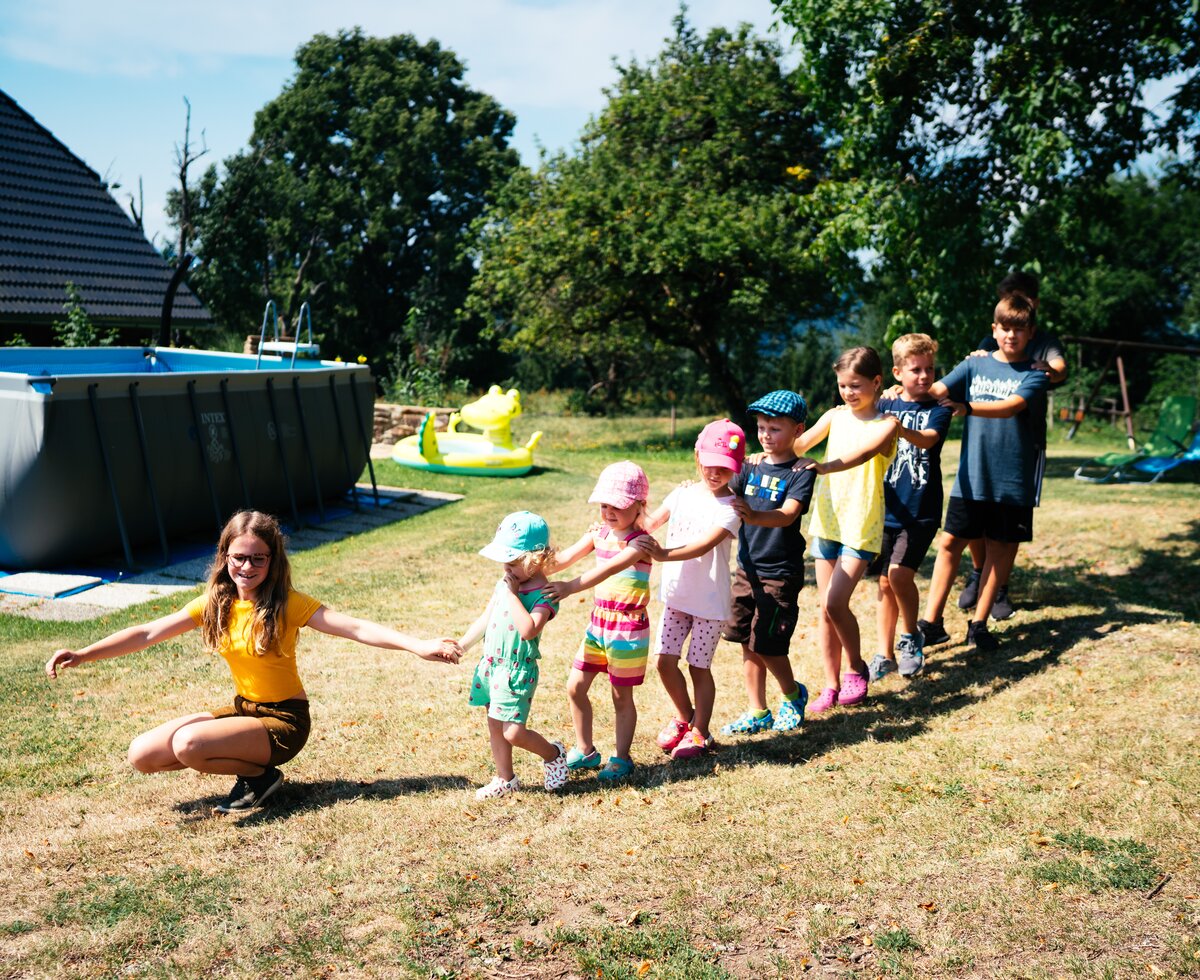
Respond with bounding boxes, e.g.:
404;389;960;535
795;347;898;715
45;510;461;814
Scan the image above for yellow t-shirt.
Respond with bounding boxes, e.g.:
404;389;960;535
808;411;897;553
184;590;323;703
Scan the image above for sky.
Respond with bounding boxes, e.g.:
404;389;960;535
0;0;787;247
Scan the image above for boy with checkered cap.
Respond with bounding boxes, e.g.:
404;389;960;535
720;391;816;736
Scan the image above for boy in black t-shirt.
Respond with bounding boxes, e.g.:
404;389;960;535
869;334;953;682
719;390;817;736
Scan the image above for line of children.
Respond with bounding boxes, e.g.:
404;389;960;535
50;281;1056;809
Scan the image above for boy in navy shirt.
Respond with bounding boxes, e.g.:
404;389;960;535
719;390;816;735
869;334;953;681
919;294;1050;651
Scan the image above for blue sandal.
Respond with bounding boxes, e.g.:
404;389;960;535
596;756;635;783
565;747;602;771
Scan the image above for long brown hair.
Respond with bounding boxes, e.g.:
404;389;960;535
201;511;293;656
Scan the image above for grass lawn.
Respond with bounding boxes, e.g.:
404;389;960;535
2;409;1198;978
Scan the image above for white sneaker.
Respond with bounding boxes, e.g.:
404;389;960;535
475;775;520;800
543;741;569;791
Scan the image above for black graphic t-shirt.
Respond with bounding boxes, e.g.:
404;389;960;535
877;397;953;529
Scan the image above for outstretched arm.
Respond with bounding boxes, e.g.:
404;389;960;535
544;544;645;601
633;525;733;563
806;416;898;475
306;606;461;663
550;532;595;574
732;497;804;527
46;609;198;679
794;409;835;455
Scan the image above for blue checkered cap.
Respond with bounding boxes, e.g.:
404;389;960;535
746;390;808;423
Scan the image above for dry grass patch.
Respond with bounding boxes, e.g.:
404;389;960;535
2;420;1198;977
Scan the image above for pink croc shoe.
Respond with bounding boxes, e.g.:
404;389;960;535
656;718;689;753
807;687;839;715
838;669;869;706
670;727;708;760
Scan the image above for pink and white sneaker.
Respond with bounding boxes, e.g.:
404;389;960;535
838;669;869;706
807;687;840;714
656;718;689;753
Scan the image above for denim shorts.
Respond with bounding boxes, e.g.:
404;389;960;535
809;536;876;562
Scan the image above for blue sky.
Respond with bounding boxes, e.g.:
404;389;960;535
0;0;784;246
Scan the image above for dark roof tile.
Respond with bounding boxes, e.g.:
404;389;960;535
0;89;212;329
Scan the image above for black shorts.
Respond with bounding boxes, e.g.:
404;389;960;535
943;497;1034;544
869;524;939;576
211;696;311;767
722;568;803;657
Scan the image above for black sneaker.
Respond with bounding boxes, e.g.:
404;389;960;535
957;569;982;610
918;618;951;647
990;586;1015;621
214;767;283;813
966;621;998;651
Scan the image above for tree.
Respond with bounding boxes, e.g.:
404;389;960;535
772;0;1200;352
468;15;853;417
176;29;519;376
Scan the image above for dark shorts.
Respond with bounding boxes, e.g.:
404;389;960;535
869;524;939;576
722;568;803;657
212;696;311;767
943;497;1034;544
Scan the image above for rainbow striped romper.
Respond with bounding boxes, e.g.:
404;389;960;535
573;526;651;686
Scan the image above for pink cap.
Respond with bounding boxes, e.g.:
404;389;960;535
695;419;746;472
588;460;650;509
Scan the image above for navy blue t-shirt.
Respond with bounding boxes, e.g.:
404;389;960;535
877;397;953;529
940;354;1050;506
977;330;1063;446
729;458;816;580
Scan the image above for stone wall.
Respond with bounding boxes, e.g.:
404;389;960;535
373;403;456;444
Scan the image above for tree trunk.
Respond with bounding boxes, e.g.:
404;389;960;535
693;327;747;427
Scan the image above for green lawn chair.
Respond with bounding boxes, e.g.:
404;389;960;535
1073;394;1197;483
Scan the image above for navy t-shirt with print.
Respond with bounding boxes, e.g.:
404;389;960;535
978;330;1063;446
729;458;816;580
940;355;1050;506
876;397;953;529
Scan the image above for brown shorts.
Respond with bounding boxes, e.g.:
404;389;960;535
722;568;803;657
211;696;311;767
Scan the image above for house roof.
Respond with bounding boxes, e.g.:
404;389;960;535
0;89;211;329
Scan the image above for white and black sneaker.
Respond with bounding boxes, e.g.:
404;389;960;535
214;767;283;814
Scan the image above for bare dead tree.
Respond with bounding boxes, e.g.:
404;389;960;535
160;97;209;346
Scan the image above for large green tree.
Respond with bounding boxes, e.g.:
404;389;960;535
175;29;519;376
468;15;853;417
773;0;1200;352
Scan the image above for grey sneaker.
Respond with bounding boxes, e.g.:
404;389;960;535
214;767;283;813
868;654;897;682
957;568;982;610
897;633;925;677
991;586;1015;621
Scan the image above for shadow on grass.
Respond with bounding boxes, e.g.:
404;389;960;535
609;521;1198;788
172;773;472;824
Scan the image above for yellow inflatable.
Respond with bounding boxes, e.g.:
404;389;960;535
391;386;543;477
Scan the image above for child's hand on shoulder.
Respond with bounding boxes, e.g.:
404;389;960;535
730;497;751;519
630;535;667;561
881;384;903;400
937;397;967;416
803;457;832;475
541;578;578;602
417;638;462;664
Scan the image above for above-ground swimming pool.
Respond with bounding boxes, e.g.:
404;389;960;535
0;347;376;569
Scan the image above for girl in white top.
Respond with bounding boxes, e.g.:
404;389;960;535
797;347;898;714
634;420;744;761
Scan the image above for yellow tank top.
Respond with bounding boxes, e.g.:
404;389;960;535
809;410;896;553
184;590;323;703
